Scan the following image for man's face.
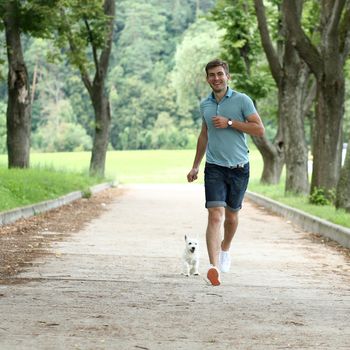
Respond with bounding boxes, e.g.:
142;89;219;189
206;66;230;94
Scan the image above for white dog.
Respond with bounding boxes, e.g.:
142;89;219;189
182;235;200;276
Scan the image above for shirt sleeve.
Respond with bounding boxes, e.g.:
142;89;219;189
241;94;257;119
200;100;206;124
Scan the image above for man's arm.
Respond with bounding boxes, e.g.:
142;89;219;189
187;122;208;182
212;113;265;137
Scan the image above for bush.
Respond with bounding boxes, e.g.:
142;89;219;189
309;187;336;206
32;122;92;152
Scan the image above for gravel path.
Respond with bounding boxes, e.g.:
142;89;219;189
0;184;349;349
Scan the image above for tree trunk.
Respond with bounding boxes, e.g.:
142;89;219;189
254;0;310;191
251;98;284;185
311;75;344;191
251;131;284;185
89;87;111;177
336;141;350;212
4;1;31;168
88;0;115;177
281;41;309;194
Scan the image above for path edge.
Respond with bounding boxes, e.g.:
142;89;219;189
0;182;115;226
246;191;350;249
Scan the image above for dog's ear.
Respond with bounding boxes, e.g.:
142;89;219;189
184;235;187;242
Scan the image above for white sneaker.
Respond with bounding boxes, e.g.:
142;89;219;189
219;250;231;273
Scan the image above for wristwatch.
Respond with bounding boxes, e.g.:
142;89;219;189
227;119;233;127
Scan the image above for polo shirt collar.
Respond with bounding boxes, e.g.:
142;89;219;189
208;87;234;101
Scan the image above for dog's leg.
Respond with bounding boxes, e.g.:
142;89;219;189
193;260;200;276
182;262;190;276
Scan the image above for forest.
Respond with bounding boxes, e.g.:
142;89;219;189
0;0;350;211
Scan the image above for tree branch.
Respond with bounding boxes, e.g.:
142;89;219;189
253;0;282;86
59;8;93;95
67;35;93;95
326;0;346;37
302;78;317;117
282;0;323;79
97;0;115;81
84;18;100;78
339;1;350;62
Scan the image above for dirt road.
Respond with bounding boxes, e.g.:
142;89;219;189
0;184;349;349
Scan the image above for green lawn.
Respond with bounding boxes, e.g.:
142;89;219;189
0;149;349;229
0;148;264;185
1;150;203;184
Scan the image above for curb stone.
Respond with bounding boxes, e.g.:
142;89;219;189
0;182;115;226
246;191;350;249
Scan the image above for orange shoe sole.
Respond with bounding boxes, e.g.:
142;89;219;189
207;267;221;286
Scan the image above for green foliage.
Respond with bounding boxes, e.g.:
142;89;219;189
209;0;274;101
32;121;92;152
1;0;218;152
116;2;168;81
301;0;321;44
150;112;196;149
82;187;92;198
107;0;216;151
19;0;62;38
309;187;336;206
47;0;112;76
171;18;224;116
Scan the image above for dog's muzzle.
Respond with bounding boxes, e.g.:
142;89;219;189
190;247;196;253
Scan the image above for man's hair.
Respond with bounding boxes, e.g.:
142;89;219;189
205;59;229;76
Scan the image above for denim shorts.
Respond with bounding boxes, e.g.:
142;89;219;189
204;162;250;212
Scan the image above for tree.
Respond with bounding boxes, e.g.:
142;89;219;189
1;0;71;167
211;0;315;191
108;0;198;151
2;1;32;168
172;18;224;117
283;0;350;195
254;0;315;194
56;0;116;176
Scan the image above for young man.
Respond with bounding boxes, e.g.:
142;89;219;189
187;59;264;286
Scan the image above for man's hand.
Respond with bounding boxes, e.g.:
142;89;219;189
187;168;199;182
212;115;229;128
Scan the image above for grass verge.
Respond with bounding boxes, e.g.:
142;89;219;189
248;179;350;229
0;166;104;212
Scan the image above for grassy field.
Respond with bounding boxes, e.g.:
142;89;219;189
0;150;349;228
0;148;264;184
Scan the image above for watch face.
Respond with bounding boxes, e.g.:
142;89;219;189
228;120;232;126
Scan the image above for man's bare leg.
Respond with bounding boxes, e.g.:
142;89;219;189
222;209;239;251
206;207;224;266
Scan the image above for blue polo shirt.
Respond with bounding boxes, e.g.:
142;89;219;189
200;87;257;167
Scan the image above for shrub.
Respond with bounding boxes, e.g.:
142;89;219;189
309;187;336;206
